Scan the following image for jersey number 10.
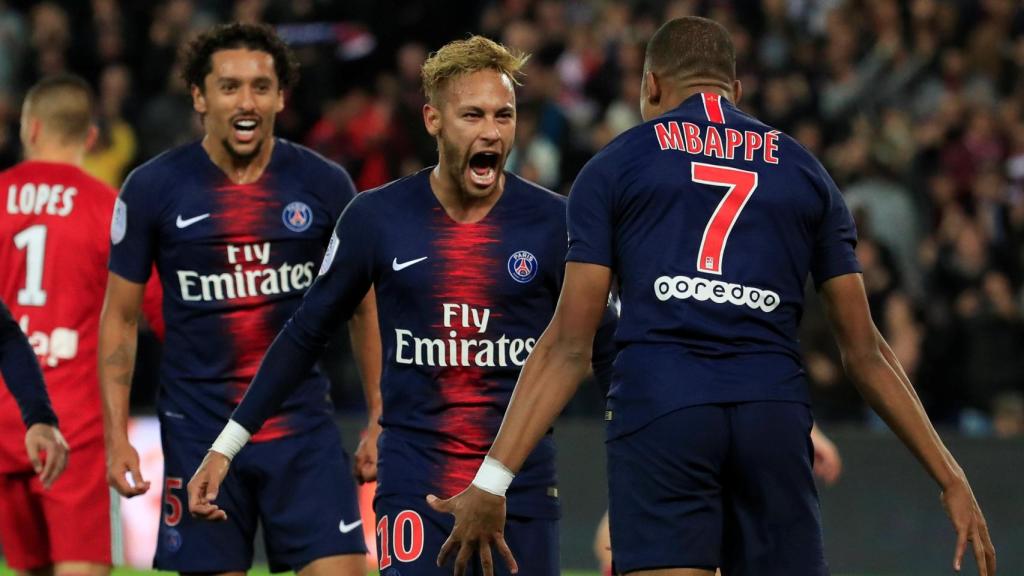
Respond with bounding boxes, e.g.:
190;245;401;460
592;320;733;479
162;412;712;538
691;162;758;276
13;225;48;306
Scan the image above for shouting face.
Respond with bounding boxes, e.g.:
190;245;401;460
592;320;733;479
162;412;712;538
425;69;517;199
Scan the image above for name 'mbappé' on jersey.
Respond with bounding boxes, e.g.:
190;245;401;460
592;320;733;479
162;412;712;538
567;93;860;439
108;139;355;443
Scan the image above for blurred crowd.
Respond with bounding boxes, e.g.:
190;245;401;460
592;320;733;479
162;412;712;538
1;0;1022;437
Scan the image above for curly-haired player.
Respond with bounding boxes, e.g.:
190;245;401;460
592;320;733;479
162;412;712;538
99;23;377;575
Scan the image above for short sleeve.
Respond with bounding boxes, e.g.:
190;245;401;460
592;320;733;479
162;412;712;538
108;167;159;283
566;158;615;267
310;154;358;226
810;166;860;285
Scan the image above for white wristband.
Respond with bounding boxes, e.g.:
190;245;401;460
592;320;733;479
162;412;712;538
471;456;515;497
210;419;251;461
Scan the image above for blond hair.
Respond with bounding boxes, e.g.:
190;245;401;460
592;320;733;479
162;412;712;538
421;36;529;104
23;74;94;143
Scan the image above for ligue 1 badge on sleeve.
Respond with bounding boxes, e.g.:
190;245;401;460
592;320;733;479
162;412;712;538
507;250;538;283
111;197;127;245
282;201;313;232
319;231;339;276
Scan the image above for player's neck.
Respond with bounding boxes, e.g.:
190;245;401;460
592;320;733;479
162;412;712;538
202;136;275;185
429;165;505;224
25;145;84;167
672;83;732;107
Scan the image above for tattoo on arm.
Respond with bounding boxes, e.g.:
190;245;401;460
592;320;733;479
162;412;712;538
104;342;136;387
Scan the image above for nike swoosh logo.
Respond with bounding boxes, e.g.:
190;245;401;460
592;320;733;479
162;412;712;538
176;213;211;228
338;519;362;534
392;256;428;271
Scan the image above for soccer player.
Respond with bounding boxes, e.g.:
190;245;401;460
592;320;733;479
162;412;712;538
436;17;997;576
0;75;115;576
98;23;374;575
188;36;614;576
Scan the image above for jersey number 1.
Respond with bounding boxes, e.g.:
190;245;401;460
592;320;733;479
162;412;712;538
13;225;48;306
691;162;758;275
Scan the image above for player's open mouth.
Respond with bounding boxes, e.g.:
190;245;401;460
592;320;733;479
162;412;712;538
468;151;499;187
232;118;259;143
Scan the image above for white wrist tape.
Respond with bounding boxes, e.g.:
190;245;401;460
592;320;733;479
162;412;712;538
471;456;515;497
210;419;251;461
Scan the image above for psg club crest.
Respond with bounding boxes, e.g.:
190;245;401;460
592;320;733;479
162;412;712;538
282;201;313;232
507;250;538;283
163;527;183;553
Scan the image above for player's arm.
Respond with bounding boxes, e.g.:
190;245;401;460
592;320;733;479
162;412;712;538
0;299;68;487
350;286;383;483
820;272;996;575
429;262;613;576
590;303;618;397
98;272;150;497
189;199;377;521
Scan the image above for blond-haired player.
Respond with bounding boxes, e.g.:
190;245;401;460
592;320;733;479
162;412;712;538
189;35;617;576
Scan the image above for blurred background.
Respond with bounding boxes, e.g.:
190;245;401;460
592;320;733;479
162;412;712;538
1;0;1023;574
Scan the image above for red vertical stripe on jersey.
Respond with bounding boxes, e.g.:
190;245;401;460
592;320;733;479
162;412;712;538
430;209;500;496
702;93;725;124
213;182;289;441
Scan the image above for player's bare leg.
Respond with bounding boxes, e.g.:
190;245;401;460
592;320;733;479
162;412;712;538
53;562;110;576
298;554;367;576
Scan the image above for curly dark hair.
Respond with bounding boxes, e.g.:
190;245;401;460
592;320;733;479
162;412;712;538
181;22;299;92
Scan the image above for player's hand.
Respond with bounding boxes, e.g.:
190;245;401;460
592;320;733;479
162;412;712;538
811;430;842;486
24;423;69;489
941;474;996;575
428;485;518;576
353;419;381;483
188;450;231;522
106;439;150;497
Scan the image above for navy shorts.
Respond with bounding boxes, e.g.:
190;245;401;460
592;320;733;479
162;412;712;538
155;421;366;573
607;402;827;576
374;492;558;576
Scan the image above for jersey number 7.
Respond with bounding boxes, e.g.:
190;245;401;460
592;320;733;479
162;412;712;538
691;162;758;276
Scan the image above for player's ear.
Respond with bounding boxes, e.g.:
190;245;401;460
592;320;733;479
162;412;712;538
423;102;441;137
191;84;207;114
84;125;99;152
732;79;743;106
275;88;285;113
644;70;662;108
29;118;42;146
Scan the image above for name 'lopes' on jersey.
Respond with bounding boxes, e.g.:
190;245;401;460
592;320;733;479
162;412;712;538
305;169;572;519
568;92;860;439
109;139;354;443
0;161;114;470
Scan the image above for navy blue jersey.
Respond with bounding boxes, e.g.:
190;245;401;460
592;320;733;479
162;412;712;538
236;169;613;519
109;139;355;443
0;297;56;429
568;93;860;439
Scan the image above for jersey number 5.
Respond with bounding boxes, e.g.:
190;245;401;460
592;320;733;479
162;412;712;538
691;162;758;275
13;225;48;306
